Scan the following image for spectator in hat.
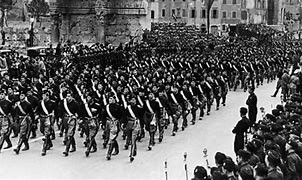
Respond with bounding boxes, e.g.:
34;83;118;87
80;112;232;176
285;140;302;179
265;150;284;180
222;158;237;180
192;165;210;180
213;152;227;173
237;150;254;180
233;107;250;155
253;163;268;180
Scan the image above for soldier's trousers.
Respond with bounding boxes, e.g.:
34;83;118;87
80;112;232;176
215;96;221;109
125;121;134;147
40;116;53;154
0;117;12;150
206;100;212;114
157;118;165;141
107;138;119;158
86;125;98;153
16;117;31;150
130;127;140;158
12;117;20;136
64;118;76;153
29;117;37;138
171;105;182;133
181;108;189;129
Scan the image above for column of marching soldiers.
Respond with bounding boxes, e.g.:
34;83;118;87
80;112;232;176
0;52;280;163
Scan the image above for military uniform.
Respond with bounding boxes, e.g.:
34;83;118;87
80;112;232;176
80;96;101;157
13;99;33;154
36;97;56;156
246;91;258;126
58;98;79;156
26;93;39;139
101;102;123;160
168;90;183;136
125;103;144;162
143;97;160;150
0;98;13;151
232;115;250;155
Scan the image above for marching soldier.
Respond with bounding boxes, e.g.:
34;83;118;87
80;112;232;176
200;78;213;116
157;87;171;142
144;91;160;150
125;94;144;162
168;85;183;136
0;89;13;152
13;91;34;154
35;90;56;156
58;91;80;156
101;93;123;160
180;82;193;130
219;72;229;106
83;93;101;157
136;88;146;140
189;80;201;123
26;90;39;139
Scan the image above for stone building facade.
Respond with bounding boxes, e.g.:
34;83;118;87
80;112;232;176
49;0;150;46
149;0;222;34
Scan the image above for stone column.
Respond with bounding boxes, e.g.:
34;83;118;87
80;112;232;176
50;12;61;44
95;0;106;44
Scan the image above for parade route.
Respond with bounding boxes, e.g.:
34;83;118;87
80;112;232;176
0;81;280;180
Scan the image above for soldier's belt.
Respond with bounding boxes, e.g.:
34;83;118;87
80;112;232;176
40;115;50;118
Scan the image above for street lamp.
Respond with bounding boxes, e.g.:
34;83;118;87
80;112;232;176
29;17;34;47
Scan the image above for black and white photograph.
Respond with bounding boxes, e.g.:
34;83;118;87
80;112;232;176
0;0;302;179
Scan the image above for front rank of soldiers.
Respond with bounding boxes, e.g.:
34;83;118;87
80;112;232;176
0;39;284;162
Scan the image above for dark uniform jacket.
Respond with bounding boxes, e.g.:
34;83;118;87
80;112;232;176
0;99;13;116
143;99;160;119
101;103;124;125
58;99;79;118
232;116;250;154
36;99;56;116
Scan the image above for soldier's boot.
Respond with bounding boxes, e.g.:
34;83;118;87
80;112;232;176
22;138;29;151
30;126;37;139
172;122;178;136
41;139;47;156
70;137;76;153
199;107;204;120
83;138;88;147
158;129;164;143
63;136;67;145
122;131;126;140
50;128;56;140
106;143;114;160
148;132;154;150
182;118;187;131
112;140;119;156
129;145;135;162
140;129;145;139
124;132;131;150
63;137;71;156
91;139;97;153
191;110;196;124
85;139;92;157
3;135;12;149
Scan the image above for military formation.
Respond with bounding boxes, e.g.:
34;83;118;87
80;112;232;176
0;23;299;164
